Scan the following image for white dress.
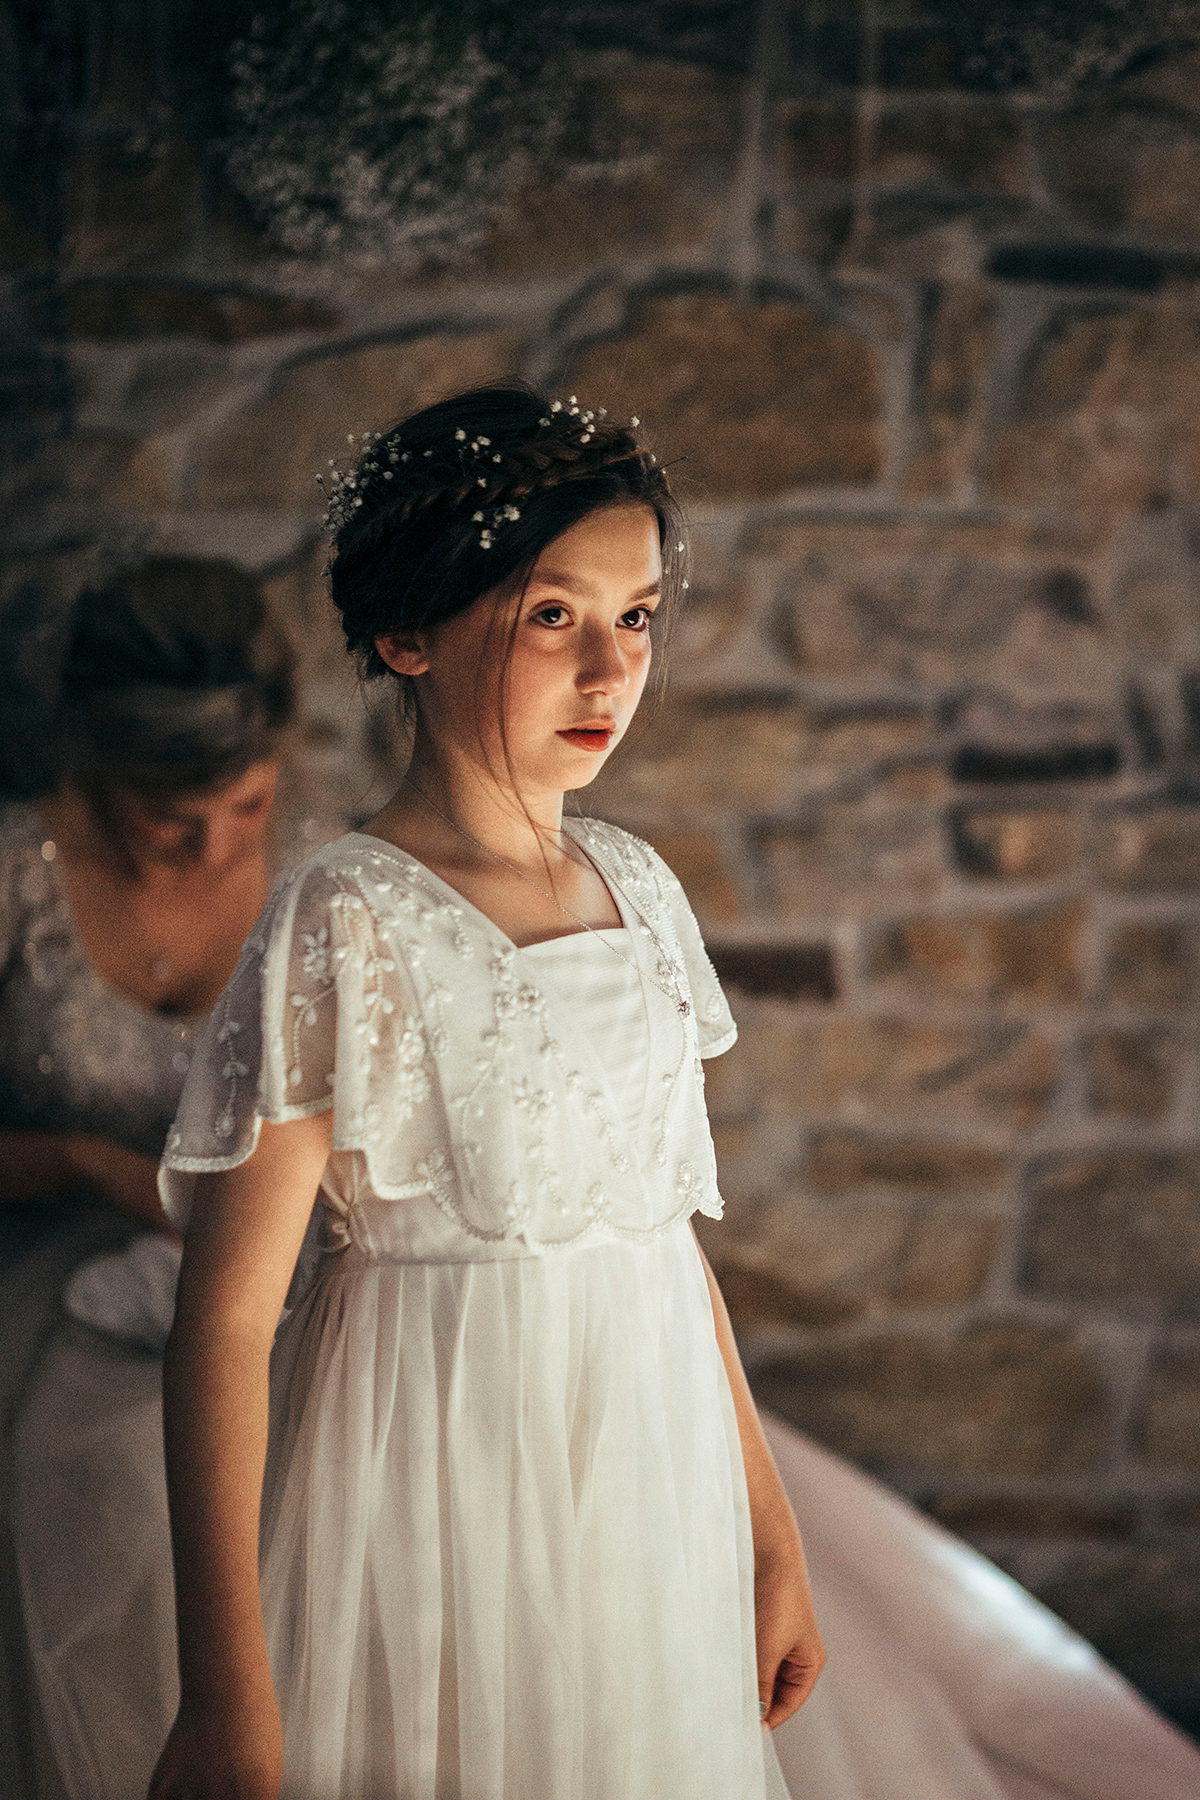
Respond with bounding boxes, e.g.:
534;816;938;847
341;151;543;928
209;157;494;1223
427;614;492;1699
162;828;783;1800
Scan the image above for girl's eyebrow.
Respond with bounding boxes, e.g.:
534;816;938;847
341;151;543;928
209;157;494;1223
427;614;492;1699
528;571;662;601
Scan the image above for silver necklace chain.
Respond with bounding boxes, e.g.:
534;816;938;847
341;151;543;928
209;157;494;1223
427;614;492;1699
401;775;691;1019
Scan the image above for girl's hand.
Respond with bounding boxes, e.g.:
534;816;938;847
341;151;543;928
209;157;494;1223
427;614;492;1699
754;1538;826;1729
148;1696;283;1800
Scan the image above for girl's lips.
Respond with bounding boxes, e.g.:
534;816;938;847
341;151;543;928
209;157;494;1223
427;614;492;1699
557;727;615;751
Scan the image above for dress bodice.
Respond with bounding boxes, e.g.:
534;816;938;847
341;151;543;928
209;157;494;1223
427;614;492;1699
162;823;737;1262
519;929;650;1143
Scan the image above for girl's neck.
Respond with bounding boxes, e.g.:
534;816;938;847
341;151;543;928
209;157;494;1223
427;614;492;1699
373;743;570;878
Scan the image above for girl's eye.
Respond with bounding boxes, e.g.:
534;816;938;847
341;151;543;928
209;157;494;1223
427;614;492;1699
620;607;653;631
532;605;568;627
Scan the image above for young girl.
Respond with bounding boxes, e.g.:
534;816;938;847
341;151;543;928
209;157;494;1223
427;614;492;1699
150;387;823;1800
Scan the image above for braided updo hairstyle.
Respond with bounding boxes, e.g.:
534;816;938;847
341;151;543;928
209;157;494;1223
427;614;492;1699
328;386;685;691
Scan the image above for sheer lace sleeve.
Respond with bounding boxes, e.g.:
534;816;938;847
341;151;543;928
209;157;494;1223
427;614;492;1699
637;839;737;1059
159;860;360;1228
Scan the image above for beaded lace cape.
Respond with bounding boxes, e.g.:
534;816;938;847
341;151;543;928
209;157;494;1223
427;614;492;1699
163;820;737;1253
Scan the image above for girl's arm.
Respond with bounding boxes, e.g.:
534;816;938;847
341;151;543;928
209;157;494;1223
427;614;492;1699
149;1112;333;1800
693;1230;825;1729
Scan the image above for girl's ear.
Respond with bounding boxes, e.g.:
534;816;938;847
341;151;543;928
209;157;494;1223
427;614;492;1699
375;633;429;677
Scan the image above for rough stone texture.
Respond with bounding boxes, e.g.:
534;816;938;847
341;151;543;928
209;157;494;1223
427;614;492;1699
640;828;742;924
1138;1353;1200;1472
1025;1153;1200;1307
762;799;945;919
932;1496;1139;1541
1038;103;1200;244
799;1016;1058;1131
694;1196;1000;1329
866;904;1086;1006
560;288;883;499
194;331;524;511
872;102;1030;197
1087;1028;1177;1122
62;282;340;343
1103;919;1199;1007
950;808;1083;882
986;309;1200;516
753;1326;1109;1477
486;56;744;274
904;283;995;500
1100;807;1200;893
807;1127;1008;1198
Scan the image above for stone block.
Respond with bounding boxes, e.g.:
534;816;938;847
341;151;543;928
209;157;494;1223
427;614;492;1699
867;902;1085;1006
62;282;339;344
1038;104;1200;243
61;136;200;267
876;24;973;90
931;1495;1138;1541
890;1210;1004;1307
771;196;857;267
905;283;995;499
985;308;1200;513
708;944;837;1004
1100;808;1200;893
807;1127;1008;1197
597;698;928;820
762;801;945;919
697;1192;998;1332
810;1017;1059;1131
1038;1547;1200;1686
486;56;743;274
192;329;524;511
1025;1151;1200;1306
697;1019;826;1126
747;514;1106;565
752;1324;1109;1476
1087;1029;1177;1123
770;551;1104;690
559;287;882;501
0;197;52;274
776;99;858;182
950;807;1083;881
642;829;742;923
1103;920;1198;1007
592;698;814;812
1138;1352;1200;1471
872;103;1029;195
600;699;925;815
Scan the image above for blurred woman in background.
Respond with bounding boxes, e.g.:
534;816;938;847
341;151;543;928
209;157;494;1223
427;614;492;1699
0;558;302;1800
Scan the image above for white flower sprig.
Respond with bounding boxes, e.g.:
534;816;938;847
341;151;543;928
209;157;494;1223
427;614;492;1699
315;398;648;554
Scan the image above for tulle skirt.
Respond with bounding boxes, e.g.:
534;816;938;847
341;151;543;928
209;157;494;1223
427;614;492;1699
10;1229;1200;1800
260;1225;776;1800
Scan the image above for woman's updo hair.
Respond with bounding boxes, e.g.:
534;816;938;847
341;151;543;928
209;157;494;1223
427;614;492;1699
56;558;294;799
328;385;685;681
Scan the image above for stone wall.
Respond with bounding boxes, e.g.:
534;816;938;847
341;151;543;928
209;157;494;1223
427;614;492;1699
10;0;1200;1705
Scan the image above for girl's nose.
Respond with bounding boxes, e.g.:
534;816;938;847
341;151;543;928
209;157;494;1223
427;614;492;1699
577;629;630;696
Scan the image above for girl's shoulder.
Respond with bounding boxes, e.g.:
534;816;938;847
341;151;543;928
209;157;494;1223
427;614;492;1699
569;816;691;913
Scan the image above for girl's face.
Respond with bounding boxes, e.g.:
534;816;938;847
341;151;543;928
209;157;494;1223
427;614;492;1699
381;503;663;798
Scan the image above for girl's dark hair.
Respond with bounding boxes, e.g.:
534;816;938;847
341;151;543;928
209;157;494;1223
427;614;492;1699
328;385;685;686
56;558;295;799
